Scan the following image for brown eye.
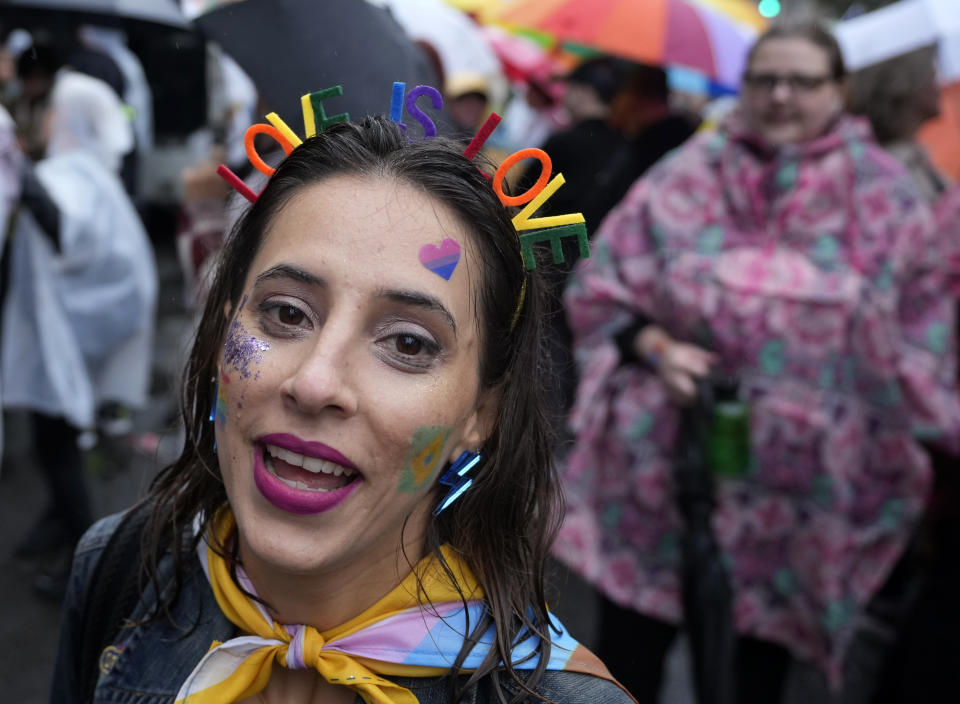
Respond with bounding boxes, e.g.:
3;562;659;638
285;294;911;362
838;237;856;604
277;306;305;325
395;334;423;356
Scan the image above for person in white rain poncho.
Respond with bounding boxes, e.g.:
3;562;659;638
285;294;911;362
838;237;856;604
0;104;24;471
1;71;157;573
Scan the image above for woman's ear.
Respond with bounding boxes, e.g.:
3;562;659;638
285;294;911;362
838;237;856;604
450;385;501;458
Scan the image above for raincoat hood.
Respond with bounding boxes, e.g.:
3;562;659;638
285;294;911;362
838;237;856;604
45;70;133;173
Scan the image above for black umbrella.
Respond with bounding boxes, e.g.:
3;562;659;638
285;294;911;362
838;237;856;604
0;0;206;140
0;0;190;29
674;377;737;704
194;0;446;138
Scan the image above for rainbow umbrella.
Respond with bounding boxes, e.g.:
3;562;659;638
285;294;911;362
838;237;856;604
496;0;757;89
692;0;767;32
444;0;512;22
480;24;571;85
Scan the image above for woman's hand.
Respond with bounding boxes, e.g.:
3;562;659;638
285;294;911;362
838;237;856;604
635;325;716;405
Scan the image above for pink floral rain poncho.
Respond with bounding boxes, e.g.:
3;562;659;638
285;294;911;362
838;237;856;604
555;113;960;686
936;185;960;301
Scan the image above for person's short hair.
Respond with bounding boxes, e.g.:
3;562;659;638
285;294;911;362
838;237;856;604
15;41;61;80
565;56;631;104
67;47;125;98
142;115;561;691
622;62;669;104
847;46;938;144
746;17;847;81
445;71;489;101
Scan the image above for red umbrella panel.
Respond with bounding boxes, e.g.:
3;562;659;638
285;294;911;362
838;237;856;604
480;25;570;88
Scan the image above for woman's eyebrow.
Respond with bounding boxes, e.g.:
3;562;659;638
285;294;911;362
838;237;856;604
254;264;326;288
379;288;458;337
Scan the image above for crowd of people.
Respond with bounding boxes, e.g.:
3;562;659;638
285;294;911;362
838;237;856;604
0;31;158;600
1;7;958;704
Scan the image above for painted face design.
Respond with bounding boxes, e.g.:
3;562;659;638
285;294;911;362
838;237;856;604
398;426;452;492
419;239;462;280
212;175;494;591
215;371;230;428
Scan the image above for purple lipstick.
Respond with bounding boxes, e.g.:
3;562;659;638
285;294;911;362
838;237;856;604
254;434;361;515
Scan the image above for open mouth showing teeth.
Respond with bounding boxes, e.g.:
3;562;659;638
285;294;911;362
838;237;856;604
263;444;359;492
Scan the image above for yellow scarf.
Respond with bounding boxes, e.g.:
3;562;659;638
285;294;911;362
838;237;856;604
175;510;483;704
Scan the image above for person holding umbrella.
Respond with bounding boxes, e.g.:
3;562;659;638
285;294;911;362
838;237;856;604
555;17;960;704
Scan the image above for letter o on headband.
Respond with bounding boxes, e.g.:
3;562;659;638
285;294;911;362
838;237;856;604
244;123;296;177
493;148;552;207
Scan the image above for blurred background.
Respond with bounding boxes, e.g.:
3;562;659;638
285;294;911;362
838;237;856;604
0;0;958;701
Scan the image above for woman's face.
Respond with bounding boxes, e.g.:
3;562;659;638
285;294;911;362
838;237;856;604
741;37;845;146
214;175;495;585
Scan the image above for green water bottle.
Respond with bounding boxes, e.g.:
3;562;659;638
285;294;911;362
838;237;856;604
705;379;751;478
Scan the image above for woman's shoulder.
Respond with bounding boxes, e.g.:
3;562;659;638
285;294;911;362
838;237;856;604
391;670;634;704
858;140;916;179
838;127;923;190
856;141;935;222
531;670;635;703
71;510;129;585
71;503;161;595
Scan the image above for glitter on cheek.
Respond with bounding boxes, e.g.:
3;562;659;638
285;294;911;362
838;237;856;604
223;318;271;379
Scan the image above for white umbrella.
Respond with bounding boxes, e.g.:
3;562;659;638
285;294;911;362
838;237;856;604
367;0;507;107
835;0;960;84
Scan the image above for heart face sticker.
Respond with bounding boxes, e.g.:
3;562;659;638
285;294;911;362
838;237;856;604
419;238;462;280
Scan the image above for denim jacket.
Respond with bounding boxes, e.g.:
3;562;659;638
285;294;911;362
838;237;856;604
50;512;634;704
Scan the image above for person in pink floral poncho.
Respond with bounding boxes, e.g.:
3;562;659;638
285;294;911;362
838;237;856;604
554;20;960;704
938;186;960;303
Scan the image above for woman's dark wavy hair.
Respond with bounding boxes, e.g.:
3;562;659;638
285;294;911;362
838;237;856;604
140;116;562;702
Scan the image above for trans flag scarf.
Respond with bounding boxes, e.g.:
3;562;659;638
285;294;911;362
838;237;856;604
174;510;619;703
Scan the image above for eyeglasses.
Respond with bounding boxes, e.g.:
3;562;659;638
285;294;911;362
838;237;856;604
743;73;834;92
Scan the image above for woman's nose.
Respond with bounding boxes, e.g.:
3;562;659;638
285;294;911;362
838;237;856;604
280;326;359;417
770;81;793;102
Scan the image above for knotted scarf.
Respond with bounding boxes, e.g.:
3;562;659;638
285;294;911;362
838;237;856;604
175;510;615;704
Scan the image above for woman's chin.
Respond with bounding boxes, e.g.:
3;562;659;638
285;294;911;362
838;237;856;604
757;124;803;146
237;519;344;575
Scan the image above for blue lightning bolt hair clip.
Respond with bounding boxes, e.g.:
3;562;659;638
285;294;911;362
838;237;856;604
433;450;482;515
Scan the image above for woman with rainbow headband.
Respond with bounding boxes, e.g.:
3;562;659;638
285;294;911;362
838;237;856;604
49;98;633;703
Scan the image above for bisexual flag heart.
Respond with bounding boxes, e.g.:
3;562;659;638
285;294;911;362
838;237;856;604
419;238;461;280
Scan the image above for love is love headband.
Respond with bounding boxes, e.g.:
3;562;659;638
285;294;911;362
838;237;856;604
217;83;590;274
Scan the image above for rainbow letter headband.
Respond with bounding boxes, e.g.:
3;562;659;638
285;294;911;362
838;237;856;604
218;83;589;272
